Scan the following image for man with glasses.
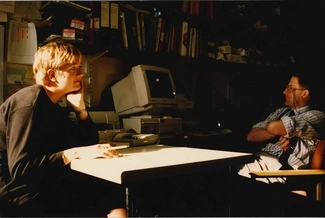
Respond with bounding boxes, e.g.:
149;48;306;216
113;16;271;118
239;73;324;180
231;72;324;216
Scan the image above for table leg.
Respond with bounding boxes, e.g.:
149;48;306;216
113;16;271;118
125;186;132;217
228;166;232;217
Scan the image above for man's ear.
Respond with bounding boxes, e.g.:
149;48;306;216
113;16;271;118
302;89;310;99
47;69;57;82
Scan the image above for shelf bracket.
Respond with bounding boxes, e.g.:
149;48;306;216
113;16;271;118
90;50;108;63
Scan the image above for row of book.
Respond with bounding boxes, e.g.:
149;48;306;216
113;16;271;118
37;1;228;60
96;2;209;58
37;1;213;56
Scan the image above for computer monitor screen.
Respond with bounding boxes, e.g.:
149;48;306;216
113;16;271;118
111;64;177;116
146;70;175;99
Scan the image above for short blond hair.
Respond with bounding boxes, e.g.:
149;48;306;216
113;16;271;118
33;40;82;86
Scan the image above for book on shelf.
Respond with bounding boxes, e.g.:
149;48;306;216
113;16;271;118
119;3;151;52
155;17;162;53
207;40;216;59
196;28;201;57
157;18;167;53
120;4;138;51
140;13;146;51
172;21;180;54
190;28;197;58
180;21;188;57
182;0;189;13
188;27;193;57
135;11;142;51
165;23;173;53
167;24;174;53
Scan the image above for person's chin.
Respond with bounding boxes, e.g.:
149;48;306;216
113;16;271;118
73;83;81;89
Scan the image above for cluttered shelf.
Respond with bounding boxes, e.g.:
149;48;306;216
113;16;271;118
35;1;293;72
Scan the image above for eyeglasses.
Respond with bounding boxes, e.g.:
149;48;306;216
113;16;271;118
285;85;306;92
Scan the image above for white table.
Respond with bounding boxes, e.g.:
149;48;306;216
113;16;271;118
71;145;253;216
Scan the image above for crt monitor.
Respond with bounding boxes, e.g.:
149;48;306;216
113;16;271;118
111;64;177;116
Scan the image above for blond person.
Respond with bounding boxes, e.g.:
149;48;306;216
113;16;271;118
0;41;126;217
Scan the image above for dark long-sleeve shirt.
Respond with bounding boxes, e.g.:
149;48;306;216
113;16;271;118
0;84;98;205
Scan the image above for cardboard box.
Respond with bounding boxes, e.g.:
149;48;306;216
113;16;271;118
70;19;85;30
62;28;75;39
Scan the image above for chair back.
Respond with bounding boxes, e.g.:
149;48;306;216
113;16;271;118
311;139;325;170
310;139;325;202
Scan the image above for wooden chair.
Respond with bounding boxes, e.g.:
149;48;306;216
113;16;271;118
249;139;325;212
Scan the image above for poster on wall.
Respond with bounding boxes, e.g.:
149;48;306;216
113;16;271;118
7;19;37;65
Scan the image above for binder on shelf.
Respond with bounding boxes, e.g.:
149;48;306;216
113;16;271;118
108;2;122;50
121;5;138;51
110;3;119;29
120;11;128;49
101;1;109;28
144;14;158;53
100;1;110;47
93;2;101;46
87;1;95;45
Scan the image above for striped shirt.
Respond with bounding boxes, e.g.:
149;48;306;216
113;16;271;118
255;106;324;169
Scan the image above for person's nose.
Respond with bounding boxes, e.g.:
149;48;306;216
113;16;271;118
283;87;288;95
77;69;84;77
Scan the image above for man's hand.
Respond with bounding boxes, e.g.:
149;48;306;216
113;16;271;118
66;80;86;110
279;136;291;151
63;144;122;165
